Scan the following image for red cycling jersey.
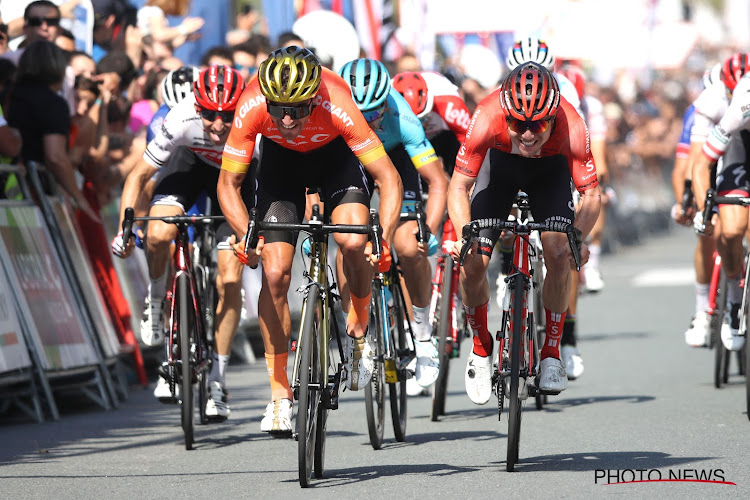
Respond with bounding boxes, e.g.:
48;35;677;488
420;71;472;143
222;67;386;174
454;90;598;193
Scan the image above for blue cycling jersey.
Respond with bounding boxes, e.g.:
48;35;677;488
374;89;437;169
678;104;695;149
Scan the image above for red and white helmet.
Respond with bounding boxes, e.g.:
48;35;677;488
500;62;560;121
506;38;555;71
193;65;245;111
392;71;433;119
720;52;750;92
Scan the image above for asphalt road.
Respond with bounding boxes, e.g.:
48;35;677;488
1;226;749;499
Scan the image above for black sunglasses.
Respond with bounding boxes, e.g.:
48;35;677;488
27;16;61;27
199;108;234;123
266;101;313;120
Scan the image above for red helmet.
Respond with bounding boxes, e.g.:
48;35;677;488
193;65;245;111
720;52;750;92
500;62;560;121
392;71;433;118
556;64;585;101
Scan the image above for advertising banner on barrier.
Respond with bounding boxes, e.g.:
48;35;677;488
0;274;32;374
52;199;121;358
0;206;97;370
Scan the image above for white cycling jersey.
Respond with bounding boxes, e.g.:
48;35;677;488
582;94;606;141
554;72;582;117
703;73;750;161
691;80;729;143
143;93;224;169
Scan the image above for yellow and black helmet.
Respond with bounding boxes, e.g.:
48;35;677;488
258;46;322;103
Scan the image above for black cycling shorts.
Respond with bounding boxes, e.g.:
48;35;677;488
254;136;370;245
716;130;750;197
470;149;575;257
151;146;253;249
365;144;423;213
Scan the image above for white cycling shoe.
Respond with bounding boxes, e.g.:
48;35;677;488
539;357;567;394
720;303;746;351
261;398;293;435
561;345;584;380
684;311;711;348
415;339;440;388
343;335;374;391
465;351;492;405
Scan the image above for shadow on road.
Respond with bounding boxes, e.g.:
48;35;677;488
498;451;714;472
282;462;482;486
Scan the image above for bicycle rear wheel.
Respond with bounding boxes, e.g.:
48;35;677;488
177;274;194;450
365;289;386;450
506;279;525;472
298;285;321;488
389;282;408;442
431;255;453;421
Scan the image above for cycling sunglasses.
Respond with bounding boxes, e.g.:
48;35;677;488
266;101;313;120
507;117;554;135
199;108;235;123
362;104;386;123
27;16;61;27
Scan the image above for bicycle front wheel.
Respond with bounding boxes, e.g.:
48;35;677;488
506;279;525;472
364;289;386;450
431;255;453;421
389;283;408;442
178;274;194;450
298;284;321;488
713;270;727;388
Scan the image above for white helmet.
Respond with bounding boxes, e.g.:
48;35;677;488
506;37;555;71
702;62;722;90
160;65;200;109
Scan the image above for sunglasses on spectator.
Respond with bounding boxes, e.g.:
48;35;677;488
362;104;386;123
199;108;235;123
234;64;257;76
266;101;313;120
27;16;61;27
507;117;554;135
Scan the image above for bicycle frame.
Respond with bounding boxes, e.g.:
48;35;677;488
429;218;462;357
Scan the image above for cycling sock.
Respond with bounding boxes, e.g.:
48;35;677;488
588;243;601;270
465;301;492;357
347;291;371;337
561;315;576;347
541;309;566;359
149;271;168;302
727;274;742;305
412;304;431;341
265;352;293;400
695;282;709;313
209;353;230;385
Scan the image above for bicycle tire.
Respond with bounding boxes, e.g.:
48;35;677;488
533;273;545;411
506;279;524;472
713;271;727;388
431;255;453;421
315;304;335;478
298;285;321;488
178;274;194;450
389;282;408;442
746;341;750;420
364;289;386;450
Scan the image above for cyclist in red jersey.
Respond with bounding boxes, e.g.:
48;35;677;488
218;47;402;434
449;62;601;404
392;70;471;176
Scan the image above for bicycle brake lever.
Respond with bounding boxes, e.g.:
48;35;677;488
566;225;583;271
122;207;135;245
244;208;259;255
459;221;478;266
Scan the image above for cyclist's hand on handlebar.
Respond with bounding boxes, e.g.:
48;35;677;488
451;237;475;261
571;242;590;269
671;202;695;226
413;227;439;257
694;210;716;236
366;240;392;272
111;230;134;259
230;234;263;268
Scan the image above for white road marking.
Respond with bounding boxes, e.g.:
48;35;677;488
631;268;695;287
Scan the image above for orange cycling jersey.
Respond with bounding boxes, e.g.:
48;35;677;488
454;92;598;193
222;68;387;174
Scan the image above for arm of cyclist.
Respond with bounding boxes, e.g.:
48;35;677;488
413;157;448;251
363;153;403;260
112;157;158;258
573;187;600;267
216;167;262;268
690;140;717;235
447;169;477;259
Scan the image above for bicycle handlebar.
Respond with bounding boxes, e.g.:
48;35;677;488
122;208;225;245
681;179;694;214
699;188;750;234
399;201;428;245
460;218;583;271
243;204;383;259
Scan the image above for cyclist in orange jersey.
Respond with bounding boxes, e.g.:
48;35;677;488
218;46;403;434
